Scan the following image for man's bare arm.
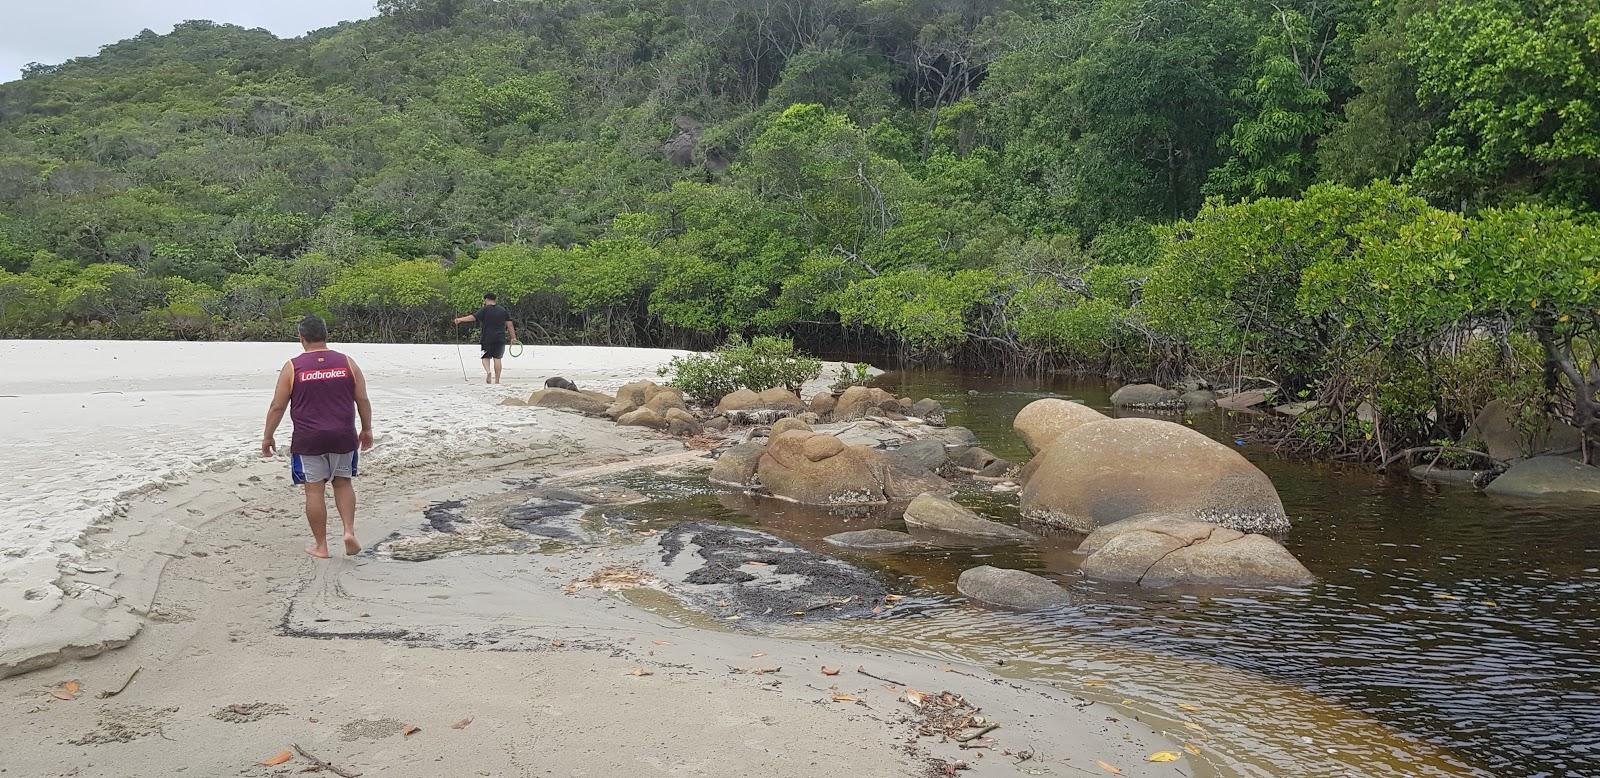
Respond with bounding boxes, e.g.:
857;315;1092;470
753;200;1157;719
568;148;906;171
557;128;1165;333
262;362;293;457
506;320;517;343
452;314;476;324
349;358;374;450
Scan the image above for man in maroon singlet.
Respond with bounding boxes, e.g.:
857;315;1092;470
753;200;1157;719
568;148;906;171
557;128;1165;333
261;316;374;558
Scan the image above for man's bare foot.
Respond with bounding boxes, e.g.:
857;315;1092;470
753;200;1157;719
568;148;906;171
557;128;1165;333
484;373;492;384
306;545;330;559
343;535;361;555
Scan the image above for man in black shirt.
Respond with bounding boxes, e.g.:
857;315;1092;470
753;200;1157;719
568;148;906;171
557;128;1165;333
453;293;517;384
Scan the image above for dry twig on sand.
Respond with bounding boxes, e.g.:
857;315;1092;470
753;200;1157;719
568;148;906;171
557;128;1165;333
292;743;361;778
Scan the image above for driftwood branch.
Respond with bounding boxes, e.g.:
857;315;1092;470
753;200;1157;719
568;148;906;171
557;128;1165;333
1376;446;1506;473
856;665;907;687
292;743;361;778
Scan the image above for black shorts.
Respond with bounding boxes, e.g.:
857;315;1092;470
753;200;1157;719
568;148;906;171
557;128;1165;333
481;341;506;359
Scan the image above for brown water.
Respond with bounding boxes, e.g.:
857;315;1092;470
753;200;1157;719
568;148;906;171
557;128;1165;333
606;371;1600;776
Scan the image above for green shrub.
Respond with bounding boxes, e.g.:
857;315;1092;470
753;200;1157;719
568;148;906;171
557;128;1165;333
830;361;873;392
658;336;824;403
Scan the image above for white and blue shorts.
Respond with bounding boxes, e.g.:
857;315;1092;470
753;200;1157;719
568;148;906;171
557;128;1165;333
290;451;359;485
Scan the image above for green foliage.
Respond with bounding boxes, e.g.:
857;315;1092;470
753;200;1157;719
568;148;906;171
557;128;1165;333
830;361;873;392
1407;0;1600;208
658;336;823;403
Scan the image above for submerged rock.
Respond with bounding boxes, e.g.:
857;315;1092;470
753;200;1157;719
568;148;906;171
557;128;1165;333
1110;383;1181;408
902;494;1035;541
956;566;1070;610
658;523;885;618
824;529;919;551
1013;398;1106;454
1484;457;1600;499
1408;465;1486;486
1077;514;1313;588
1180;389;1218;409
1020;417;1289;534
527;387;613;415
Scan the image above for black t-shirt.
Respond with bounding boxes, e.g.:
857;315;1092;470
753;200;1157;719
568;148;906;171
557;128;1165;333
474;304;511;345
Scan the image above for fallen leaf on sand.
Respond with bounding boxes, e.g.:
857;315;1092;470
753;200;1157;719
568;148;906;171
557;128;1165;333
1183;743;1203;755
884;594;904;602
1178;703;1201;712
905;688;928;707
653;640;672;646
551;640;565;648
402;725;421;737
629;667;653;677
451;717;473;730
1147;751;1180;762
745;561;770;567
791;611;807;617
1480;600;1498;607
750;652;766;658
1083;678;1107;687
1434;593;1461;601
831;693;859;702
1095;759;1122;774
1183;722;1206;732
260;751;293;766
49;681;81;701
821;666;840;676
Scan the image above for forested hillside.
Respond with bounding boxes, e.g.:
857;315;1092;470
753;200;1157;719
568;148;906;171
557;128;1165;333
2;0;1598;456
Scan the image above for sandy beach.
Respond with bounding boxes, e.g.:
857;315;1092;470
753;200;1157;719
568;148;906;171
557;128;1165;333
0;340;1185;778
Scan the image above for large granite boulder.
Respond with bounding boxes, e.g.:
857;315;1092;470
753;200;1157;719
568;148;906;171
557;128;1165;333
1013;398;1107;454
1077;515;1313;588
617;407;668;429
644;388;690;416
607;380;677;419
956;566;1070;610
527;387;613;415
889;440;951;471
771;417;812;436
665;408;701;437
1020;417;1288;533
825;529;919;551
809;392;838;418
902;494;1035;541
910;398;946;426
1110;383;1182;408
716;387;806;414
832;386;906;421
709;441;766;487
756;432;948;505
1484;457;1600;499
1463;399;1585;461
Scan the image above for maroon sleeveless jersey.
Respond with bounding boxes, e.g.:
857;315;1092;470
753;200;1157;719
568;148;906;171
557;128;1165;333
289;350;358;455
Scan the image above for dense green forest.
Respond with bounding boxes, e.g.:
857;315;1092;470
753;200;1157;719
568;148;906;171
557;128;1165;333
1;0;1597;457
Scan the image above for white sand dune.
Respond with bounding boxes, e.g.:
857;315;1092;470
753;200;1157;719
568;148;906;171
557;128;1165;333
0;340;689;628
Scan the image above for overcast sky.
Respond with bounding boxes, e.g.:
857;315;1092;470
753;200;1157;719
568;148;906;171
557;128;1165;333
0;0;379;84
